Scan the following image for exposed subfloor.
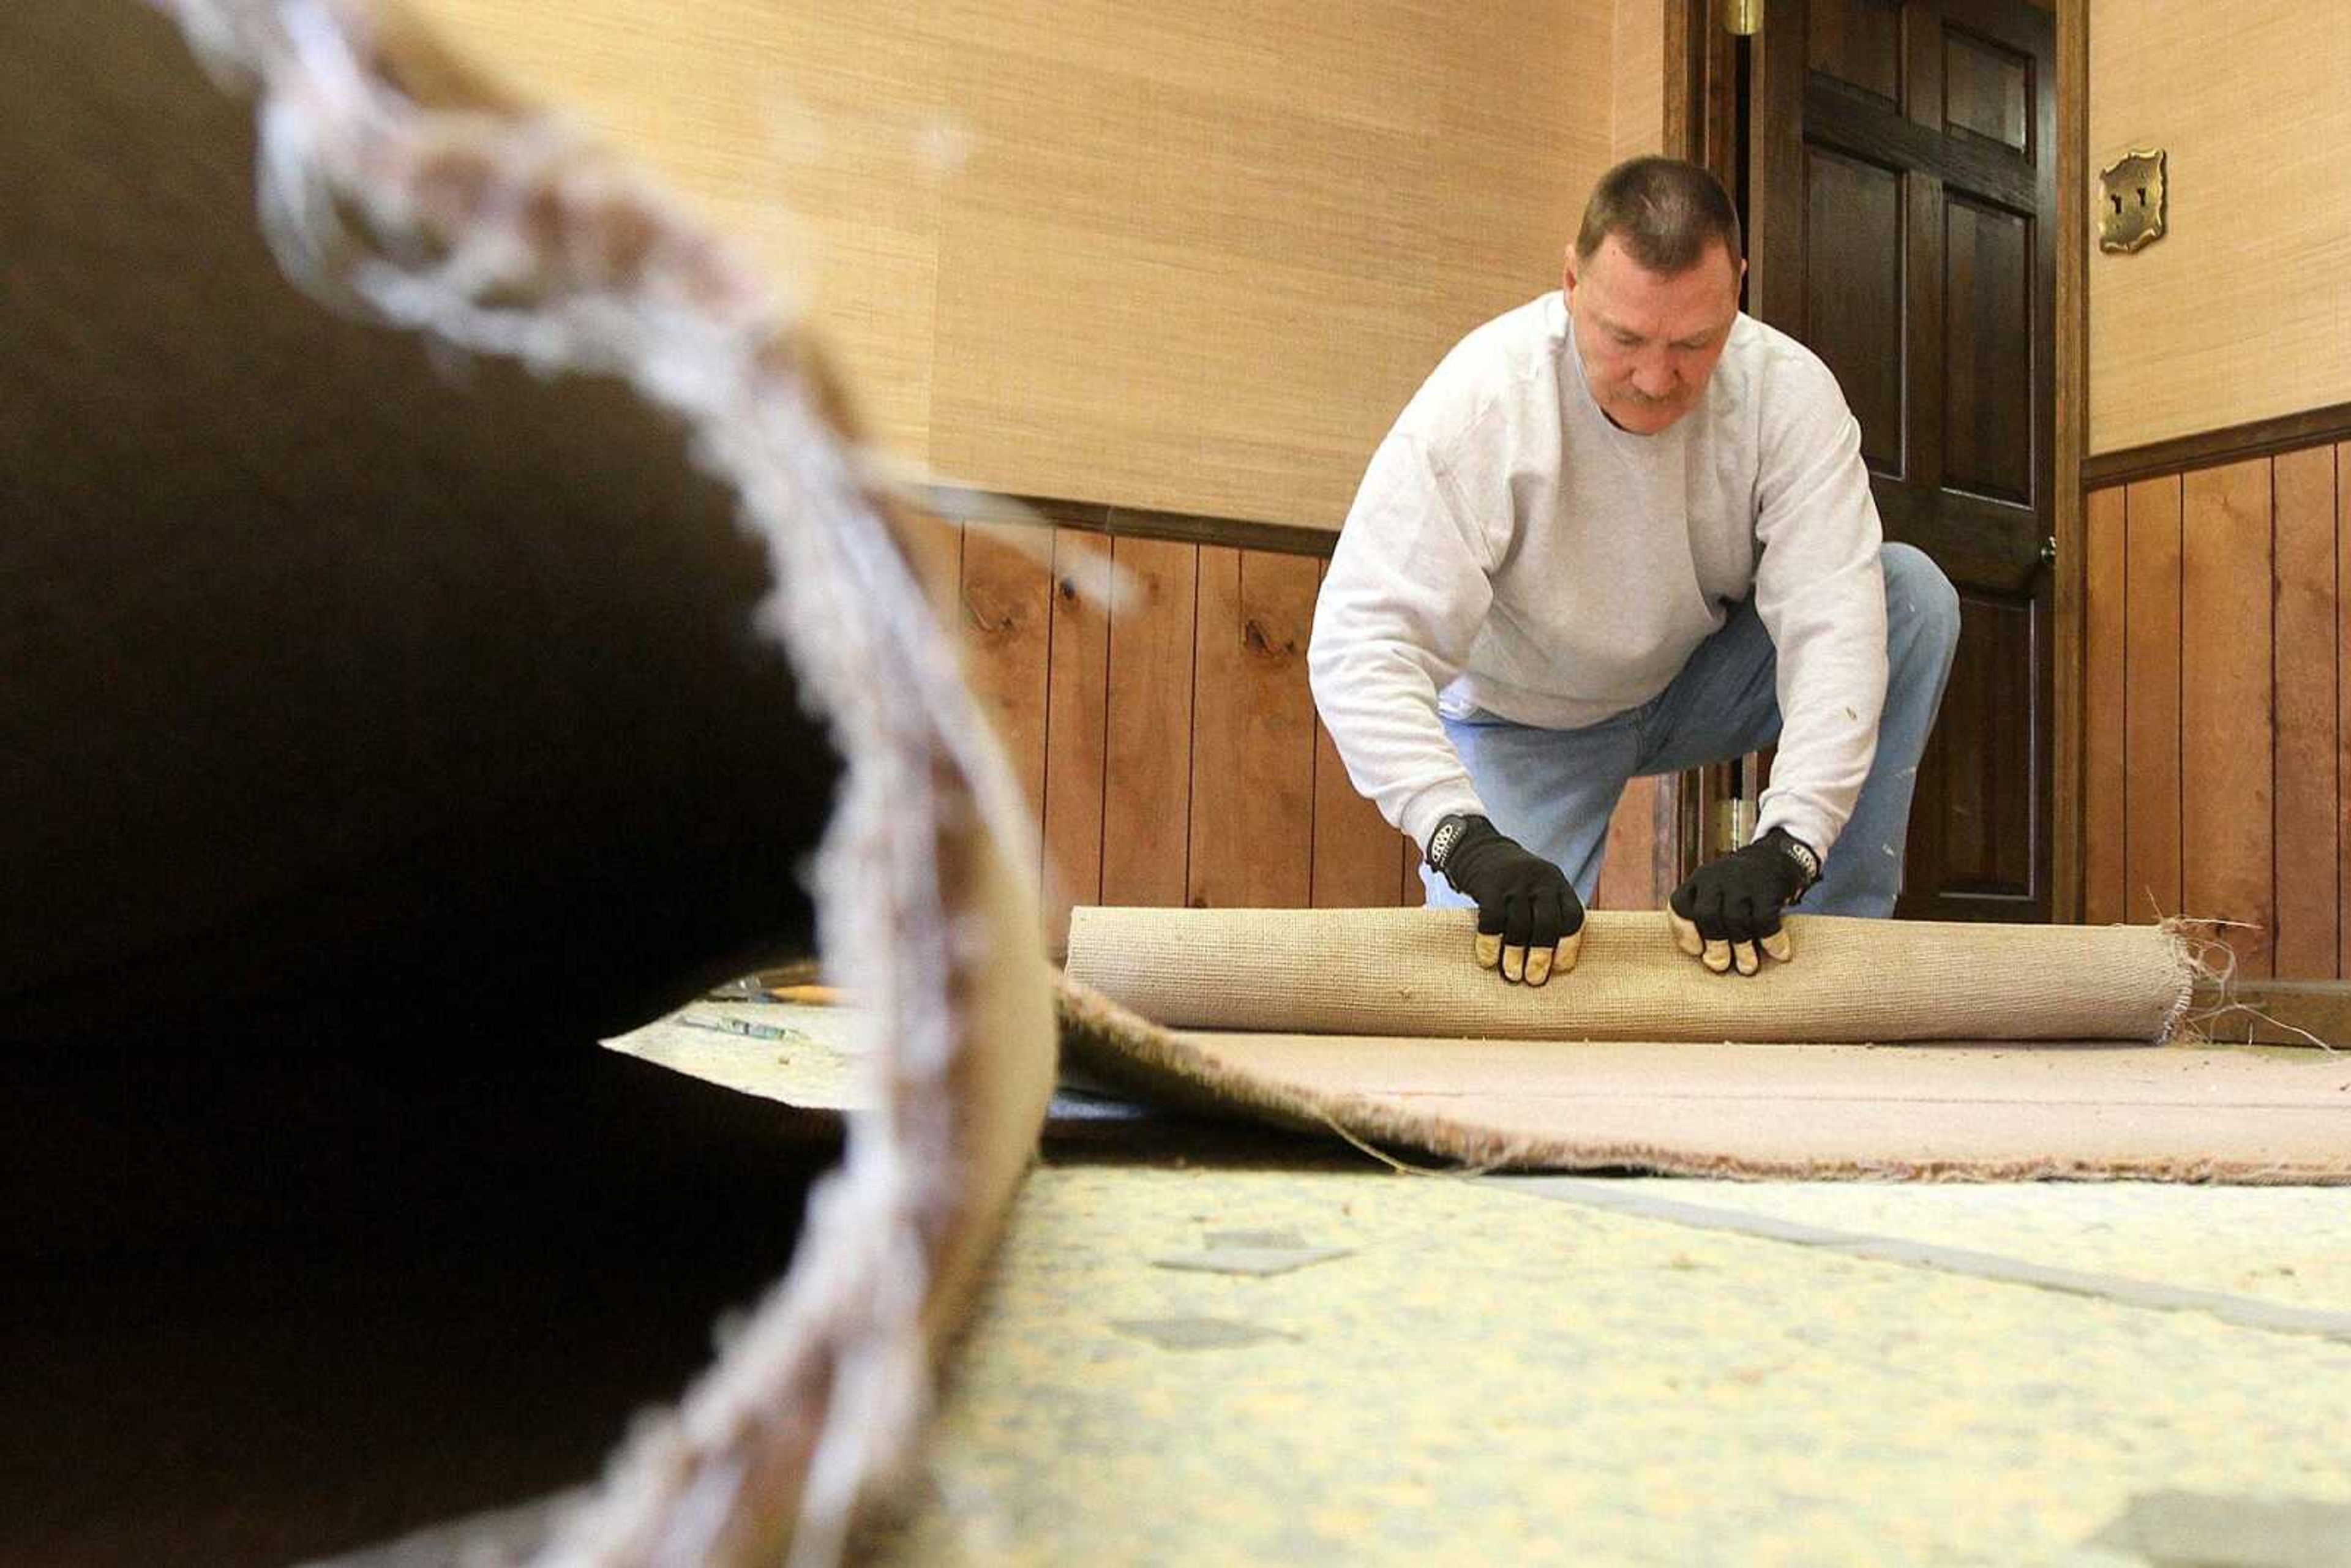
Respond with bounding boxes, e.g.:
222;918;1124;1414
860;1149;2351;1567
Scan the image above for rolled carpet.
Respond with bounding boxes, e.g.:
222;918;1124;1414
1067;907;2196;1044
6;4;1057;1562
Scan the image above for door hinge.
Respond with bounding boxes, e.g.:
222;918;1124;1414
2041;535;2058;568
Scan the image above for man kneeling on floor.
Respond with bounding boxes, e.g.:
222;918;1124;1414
1308;155;1960;986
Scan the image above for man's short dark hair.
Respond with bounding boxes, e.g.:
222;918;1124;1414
1573;156;1744;274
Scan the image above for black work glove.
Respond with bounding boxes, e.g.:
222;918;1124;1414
1665;826;1819;977
1427;814;1586;986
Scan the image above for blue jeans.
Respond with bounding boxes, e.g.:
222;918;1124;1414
1423;543;1961;918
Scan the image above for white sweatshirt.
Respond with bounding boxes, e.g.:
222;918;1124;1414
1308;291;1888;862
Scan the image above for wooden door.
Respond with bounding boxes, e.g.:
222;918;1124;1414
1747;0;2057;921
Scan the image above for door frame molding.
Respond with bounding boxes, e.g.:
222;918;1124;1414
1661;0;2088;922
2053;0;2087;923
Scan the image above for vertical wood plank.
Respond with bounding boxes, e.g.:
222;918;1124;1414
1650;774;1682;903
2082;485;2128;924
1308;561;1408;907
960;521;1052;837
2123;476;2183;923
2181;459;2276;978
1403;830;1427;907
1188;547;1319;909
1040;528;1112;953
2271;446;2338;978
1662;0;1692;159
2339;444;2351;981
1100;536;1198;908
1592;777;1665;909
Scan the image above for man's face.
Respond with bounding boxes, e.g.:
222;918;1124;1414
1564;234;1744;435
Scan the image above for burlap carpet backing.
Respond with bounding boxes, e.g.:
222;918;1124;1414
1053;975;2351;1182
1067;908;2194;1044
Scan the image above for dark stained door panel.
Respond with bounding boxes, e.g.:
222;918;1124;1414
1749;0;2057;921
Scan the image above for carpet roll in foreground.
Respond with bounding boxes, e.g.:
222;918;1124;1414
7;4;1057;1562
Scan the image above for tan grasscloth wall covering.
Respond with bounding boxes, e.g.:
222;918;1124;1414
400;0;1626;528
2088;1;2351;454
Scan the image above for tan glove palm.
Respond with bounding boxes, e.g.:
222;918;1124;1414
1663;827;1814;977
1428;814;1585;986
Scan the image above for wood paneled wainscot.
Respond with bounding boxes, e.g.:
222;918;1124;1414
957;522;1673;953
2083;446;2349;979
